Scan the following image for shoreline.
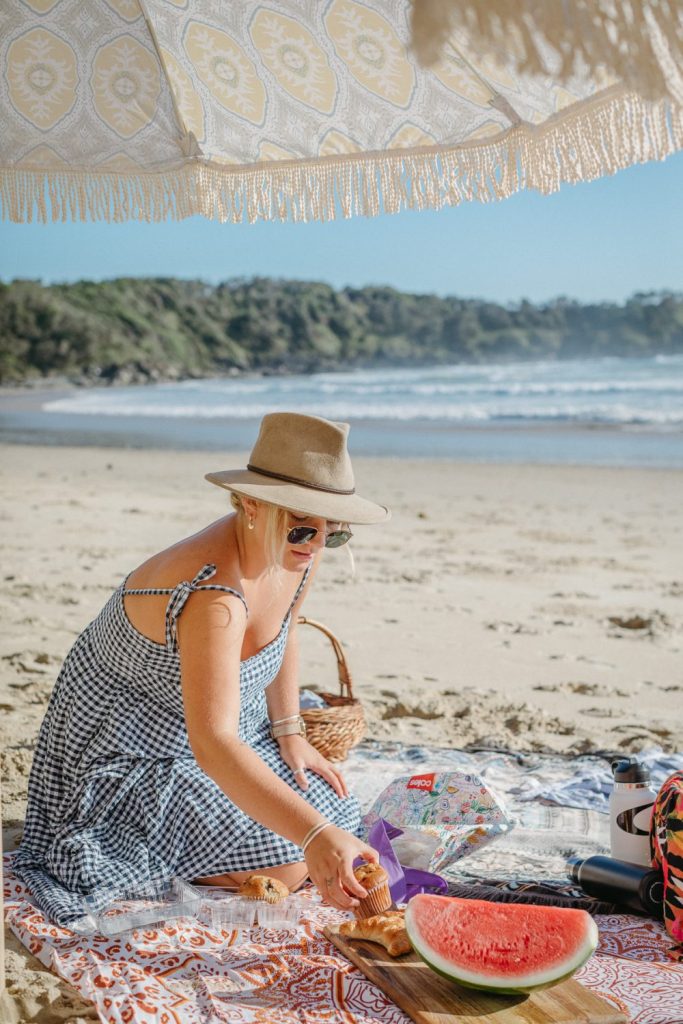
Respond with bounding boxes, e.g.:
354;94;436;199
2;383;682;467
1;344;677;392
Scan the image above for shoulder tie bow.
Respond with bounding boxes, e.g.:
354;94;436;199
165;563;217;652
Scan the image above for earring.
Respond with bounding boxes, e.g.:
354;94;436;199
248;517;255;531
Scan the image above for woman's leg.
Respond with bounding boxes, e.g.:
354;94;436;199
193;861;309;892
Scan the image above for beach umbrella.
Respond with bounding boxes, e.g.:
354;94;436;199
1;0;682;224
410;1;683;104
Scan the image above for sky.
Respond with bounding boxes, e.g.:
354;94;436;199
1;149;682;306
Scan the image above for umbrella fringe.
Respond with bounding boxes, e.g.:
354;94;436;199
1;89;681;225
410;0;683;105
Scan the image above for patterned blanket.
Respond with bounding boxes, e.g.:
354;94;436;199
4;742;683;1024
4;868;682;1024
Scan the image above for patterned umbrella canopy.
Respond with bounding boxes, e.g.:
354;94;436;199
1;0;682;224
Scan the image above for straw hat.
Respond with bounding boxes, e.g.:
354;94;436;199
205;412;390;525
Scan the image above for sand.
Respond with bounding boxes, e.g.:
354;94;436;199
1;442;682;1020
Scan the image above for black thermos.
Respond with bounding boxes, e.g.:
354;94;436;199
568;855;663;918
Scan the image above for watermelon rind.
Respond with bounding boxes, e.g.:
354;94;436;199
404;895;599;995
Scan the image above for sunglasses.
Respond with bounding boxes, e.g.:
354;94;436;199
286;525;353;549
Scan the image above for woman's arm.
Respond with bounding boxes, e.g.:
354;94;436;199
265;558;349;798
264;553;320;726
177;588;375;908
178;590;322;845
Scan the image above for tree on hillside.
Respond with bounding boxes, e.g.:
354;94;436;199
0;279;680;384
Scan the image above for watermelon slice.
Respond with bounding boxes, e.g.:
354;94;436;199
405;894;598;994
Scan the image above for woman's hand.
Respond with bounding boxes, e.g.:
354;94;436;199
277;734;349;799
305;824;379;910
277;736;379;908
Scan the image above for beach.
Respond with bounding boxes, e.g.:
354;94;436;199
2;440;682;1021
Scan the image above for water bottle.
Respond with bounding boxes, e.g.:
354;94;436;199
609;757;657;866
568;856;663;918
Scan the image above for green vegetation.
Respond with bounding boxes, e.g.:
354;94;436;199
1;277;681;385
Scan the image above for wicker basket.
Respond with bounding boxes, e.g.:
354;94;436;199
297;615;366;762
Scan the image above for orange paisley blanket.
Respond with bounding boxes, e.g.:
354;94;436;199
4;854;682;1024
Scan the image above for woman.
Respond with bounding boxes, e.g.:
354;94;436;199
15;412;390;925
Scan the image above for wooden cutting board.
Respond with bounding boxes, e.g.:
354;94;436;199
324;928;627;1024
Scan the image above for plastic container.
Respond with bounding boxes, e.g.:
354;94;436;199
255;896;306;930
85;876;202;937
204;897;257;932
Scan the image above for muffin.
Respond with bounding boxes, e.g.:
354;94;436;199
237;874;290;904
353;862;391;919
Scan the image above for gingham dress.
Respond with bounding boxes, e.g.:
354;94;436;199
15;563;362;926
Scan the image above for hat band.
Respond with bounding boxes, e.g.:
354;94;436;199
247;463;355;496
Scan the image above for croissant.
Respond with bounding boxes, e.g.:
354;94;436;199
338;911;411;957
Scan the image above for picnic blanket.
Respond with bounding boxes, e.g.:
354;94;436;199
5;741;683;1024
348;741;677;886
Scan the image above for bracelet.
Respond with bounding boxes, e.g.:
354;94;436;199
301;821;332;853
300;820;325;850
270;714;301;727
300;819;327;849
270;716;307;740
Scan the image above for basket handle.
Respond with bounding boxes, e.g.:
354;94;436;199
297;616;355;701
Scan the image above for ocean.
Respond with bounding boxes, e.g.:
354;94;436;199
2;354;682;466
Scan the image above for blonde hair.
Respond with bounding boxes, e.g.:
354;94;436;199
230;492;356;580
230;492;289;571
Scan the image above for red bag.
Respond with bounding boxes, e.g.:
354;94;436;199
650;770;683;952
